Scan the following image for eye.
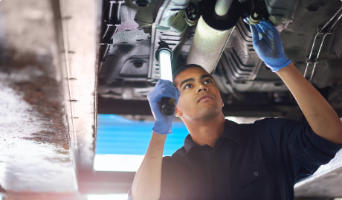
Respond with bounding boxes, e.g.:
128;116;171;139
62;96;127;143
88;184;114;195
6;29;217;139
204;79;213;84
184;83;192;89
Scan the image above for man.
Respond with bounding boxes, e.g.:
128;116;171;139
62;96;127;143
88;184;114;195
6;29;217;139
129;20;342;200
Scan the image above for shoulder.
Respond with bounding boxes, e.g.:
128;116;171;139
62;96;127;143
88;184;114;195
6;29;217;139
162;146;187;164
253;117;291;126
239;118;301;149
224;118;288;133
223;118;278;138
251;117;304;132
161;147;189;175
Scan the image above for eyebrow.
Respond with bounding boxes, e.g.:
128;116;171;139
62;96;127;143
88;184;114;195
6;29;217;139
200;74;213;80
179;74;213;88
179;78;194;89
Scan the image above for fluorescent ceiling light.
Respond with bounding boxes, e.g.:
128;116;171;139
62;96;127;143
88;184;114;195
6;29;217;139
94;154;144;172
88;194;128;200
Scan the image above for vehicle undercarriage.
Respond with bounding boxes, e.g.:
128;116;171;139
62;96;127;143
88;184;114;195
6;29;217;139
97;0;342;120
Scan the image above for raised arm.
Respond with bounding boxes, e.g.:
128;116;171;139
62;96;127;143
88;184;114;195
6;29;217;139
131;132;167;200
276;63;342;144
250;20;342;144
131;80;180;200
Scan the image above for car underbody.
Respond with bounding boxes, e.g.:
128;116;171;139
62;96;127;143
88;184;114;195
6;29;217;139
1;0;342;198
97;0;342;120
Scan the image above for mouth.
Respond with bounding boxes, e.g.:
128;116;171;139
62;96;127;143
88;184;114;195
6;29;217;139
197;94;213;102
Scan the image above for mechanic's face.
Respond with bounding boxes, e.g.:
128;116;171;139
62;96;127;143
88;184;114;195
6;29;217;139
174;67;224;121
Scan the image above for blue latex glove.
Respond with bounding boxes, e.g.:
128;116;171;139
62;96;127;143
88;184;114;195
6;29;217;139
249;20;292;72
147;79;180;135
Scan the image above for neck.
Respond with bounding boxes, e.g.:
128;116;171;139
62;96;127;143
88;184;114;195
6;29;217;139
183;113;226;148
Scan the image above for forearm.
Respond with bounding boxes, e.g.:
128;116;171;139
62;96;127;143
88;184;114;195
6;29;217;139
276;63;342;144
131;132;167;200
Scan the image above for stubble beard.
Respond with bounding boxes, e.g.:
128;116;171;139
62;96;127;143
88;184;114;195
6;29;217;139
193;103;221;122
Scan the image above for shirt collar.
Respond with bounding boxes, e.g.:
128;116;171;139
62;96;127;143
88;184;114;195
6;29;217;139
221;119;242;143
183;119;242;155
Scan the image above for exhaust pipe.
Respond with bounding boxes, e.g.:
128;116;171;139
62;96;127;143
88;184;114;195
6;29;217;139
215;0;233;17
186;0;241;73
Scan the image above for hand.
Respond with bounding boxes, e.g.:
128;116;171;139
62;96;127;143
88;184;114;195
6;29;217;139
147;79;180;135
249;20;292;72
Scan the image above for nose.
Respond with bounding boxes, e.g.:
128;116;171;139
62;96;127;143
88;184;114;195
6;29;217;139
197;84;208;93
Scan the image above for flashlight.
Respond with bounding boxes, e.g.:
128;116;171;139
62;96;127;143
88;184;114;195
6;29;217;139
155;41;175;116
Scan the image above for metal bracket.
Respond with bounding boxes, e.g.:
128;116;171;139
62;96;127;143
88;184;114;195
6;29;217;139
99;0;124;64
304;6;342;82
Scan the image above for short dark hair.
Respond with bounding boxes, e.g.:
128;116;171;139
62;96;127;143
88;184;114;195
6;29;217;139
173;64;205;81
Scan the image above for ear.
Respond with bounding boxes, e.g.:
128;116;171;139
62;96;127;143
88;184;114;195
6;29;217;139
222;102;224;107
175;107;182;117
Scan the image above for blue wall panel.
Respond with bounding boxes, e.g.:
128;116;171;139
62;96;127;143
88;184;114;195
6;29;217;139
96;114;189;156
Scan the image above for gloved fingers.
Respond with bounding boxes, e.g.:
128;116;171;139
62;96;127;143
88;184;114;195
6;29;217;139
250;25;260;45
258;22;284;53
149;80;178;135
174;91;181;105
256;23;276;49
243;17;252;25
154;80;179;97
160;83;180;97
152;80;178;94
257;21;279;42
155;79;174;87
155;81;177;90
148;85;179;103
259;20;278;32
256;23;274;39
254;25;264;40
160;90;178;100
148;90;177;103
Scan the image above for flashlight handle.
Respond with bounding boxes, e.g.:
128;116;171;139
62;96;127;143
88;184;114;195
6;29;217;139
160;97;176;116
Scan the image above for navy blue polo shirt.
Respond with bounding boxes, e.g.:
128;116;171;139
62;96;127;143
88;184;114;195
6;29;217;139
128;118;342;200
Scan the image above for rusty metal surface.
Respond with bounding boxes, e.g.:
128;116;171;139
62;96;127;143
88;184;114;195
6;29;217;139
57;0;100;171
0;0;100;196
0;0;78;193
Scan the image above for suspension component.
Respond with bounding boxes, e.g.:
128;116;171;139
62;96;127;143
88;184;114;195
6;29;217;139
186;0;241;74
304;6;342;82
244;0;266;25
99;0;124;65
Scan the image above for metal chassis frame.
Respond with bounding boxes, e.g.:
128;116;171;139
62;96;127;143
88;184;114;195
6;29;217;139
303;6;342;82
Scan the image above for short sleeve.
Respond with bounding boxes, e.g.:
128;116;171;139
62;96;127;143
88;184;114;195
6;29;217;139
126;156;180;200
254;118;342;182
159;156;180;200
